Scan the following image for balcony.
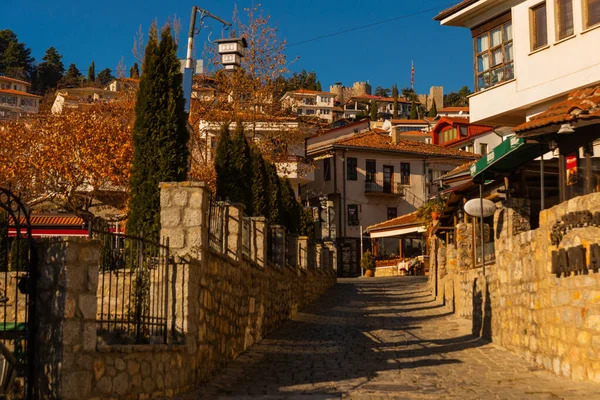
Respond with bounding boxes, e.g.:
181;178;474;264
364;179;407;196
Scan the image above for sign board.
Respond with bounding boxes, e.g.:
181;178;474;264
464;198;496;218
347;205;359;226
566;153;578;186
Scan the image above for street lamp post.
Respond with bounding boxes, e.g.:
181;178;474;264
182;6;247;113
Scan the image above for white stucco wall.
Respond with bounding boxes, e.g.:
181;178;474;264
469;0;600;125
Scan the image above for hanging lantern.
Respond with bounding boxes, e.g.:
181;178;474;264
215;37;248;70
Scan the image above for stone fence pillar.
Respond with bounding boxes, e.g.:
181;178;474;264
225;203;244;262
159;182;210;260
494;198;531;239
35;238;100;399
298;237;308;270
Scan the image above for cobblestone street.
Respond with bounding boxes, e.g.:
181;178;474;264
178;277;600;399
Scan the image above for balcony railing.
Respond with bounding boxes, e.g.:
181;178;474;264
365;179;406;195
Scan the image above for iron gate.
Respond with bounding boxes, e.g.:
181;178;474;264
0;187;36;399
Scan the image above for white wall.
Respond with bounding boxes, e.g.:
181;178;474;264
470;0;600;125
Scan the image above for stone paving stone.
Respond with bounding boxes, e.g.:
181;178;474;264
174;277;600;399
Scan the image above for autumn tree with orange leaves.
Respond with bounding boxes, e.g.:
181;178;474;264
0;92;135;218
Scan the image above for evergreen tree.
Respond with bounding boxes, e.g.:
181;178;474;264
229;123;253;212
10;238;28;272
130;62;140;78
127;23;189;242
0;212;7;272
60;63;82;87
214;123;234;200
33;47;65;93
429;99;438;118
0;30;35;81
250;146;268;217
410;101;418;120
374;86;391;97
88;61;95;83
392;84;399;118
370;100;378;121
97;68;114;86
279;178;302;234
299;207;315;240
265;163;281;224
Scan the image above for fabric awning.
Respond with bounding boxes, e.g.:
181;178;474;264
470;137;549;183
370;225;426;239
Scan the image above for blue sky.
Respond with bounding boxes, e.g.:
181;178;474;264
2;0;474;94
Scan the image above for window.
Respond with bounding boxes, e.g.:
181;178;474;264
323;158;331;181
460;126;468;137
347;157;357;180
473;16;513;91
479;143;489;155
348;204;359;226
584;0;600;29
556;0;574;39
400;163;411;185
306;109;315;115
531;3;548;51
387;207;397;220
366;160;376;182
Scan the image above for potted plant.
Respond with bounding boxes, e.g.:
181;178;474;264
360;250;376;277
417;197;446;224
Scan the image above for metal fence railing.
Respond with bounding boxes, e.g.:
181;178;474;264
90;221;180;345
208;198;225;253
286;235;298;268
307;242;316;270
241;217;251;259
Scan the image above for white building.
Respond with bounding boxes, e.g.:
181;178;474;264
0;76;40;120
436;0;600;126
280;89;336;123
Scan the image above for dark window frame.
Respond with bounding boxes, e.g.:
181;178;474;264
366;159;376;182
324;158;331;181
400;163;411;185
387;207;397;220
347;157;358;181
556;0;574;39
530;2;549;51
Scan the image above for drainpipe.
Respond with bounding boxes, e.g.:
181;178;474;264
343;149;347;238
479;184;486;275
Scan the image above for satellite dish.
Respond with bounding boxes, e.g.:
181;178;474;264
464;198;496;218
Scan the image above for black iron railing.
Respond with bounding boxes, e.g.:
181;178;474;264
241;217;251;258
208;198;226;253
364;179;406;195
90;221;179;345
286;235;298;268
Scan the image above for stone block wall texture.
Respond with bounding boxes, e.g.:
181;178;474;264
32;182;335;399
434;192;600;383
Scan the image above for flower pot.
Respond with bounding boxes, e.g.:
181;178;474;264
431;211;440;220
365;269;374;278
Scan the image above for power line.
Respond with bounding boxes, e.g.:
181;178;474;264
286;3;456;48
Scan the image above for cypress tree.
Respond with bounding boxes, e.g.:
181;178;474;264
229;123;253;212
88;61;95;83
265;163;281;224
250;146;268;217
410;101;418;120
299;207;315;240
429;99;437;118
0;212;7;272
392;84;399;118
214;122;234;200
280;178;302;234
370;100;378;121
130;62;140;79
10;238;28;272
127;23;189;242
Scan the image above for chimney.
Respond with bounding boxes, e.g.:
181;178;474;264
391;128;401;144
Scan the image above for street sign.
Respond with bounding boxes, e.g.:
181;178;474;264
464;198;496;218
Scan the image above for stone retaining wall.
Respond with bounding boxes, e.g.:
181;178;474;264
433;193;600;383
34;182;336;399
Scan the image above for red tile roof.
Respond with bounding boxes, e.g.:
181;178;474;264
438;107;469;113
399;130;431;136
434;0;479;21
0;76;31;86
366;211;421;233
333;131;480;159
14;214;85;226
288;89;335;96
0;89;41;98
440;160;476;180
514;85;600;134
391;119;430;125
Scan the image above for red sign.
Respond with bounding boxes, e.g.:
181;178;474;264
566;153;578;186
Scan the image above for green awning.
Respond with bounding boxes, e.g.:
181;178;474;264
470;137;549;183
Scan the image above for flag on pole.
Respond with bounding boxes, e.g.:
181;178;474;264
411;61;415;89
